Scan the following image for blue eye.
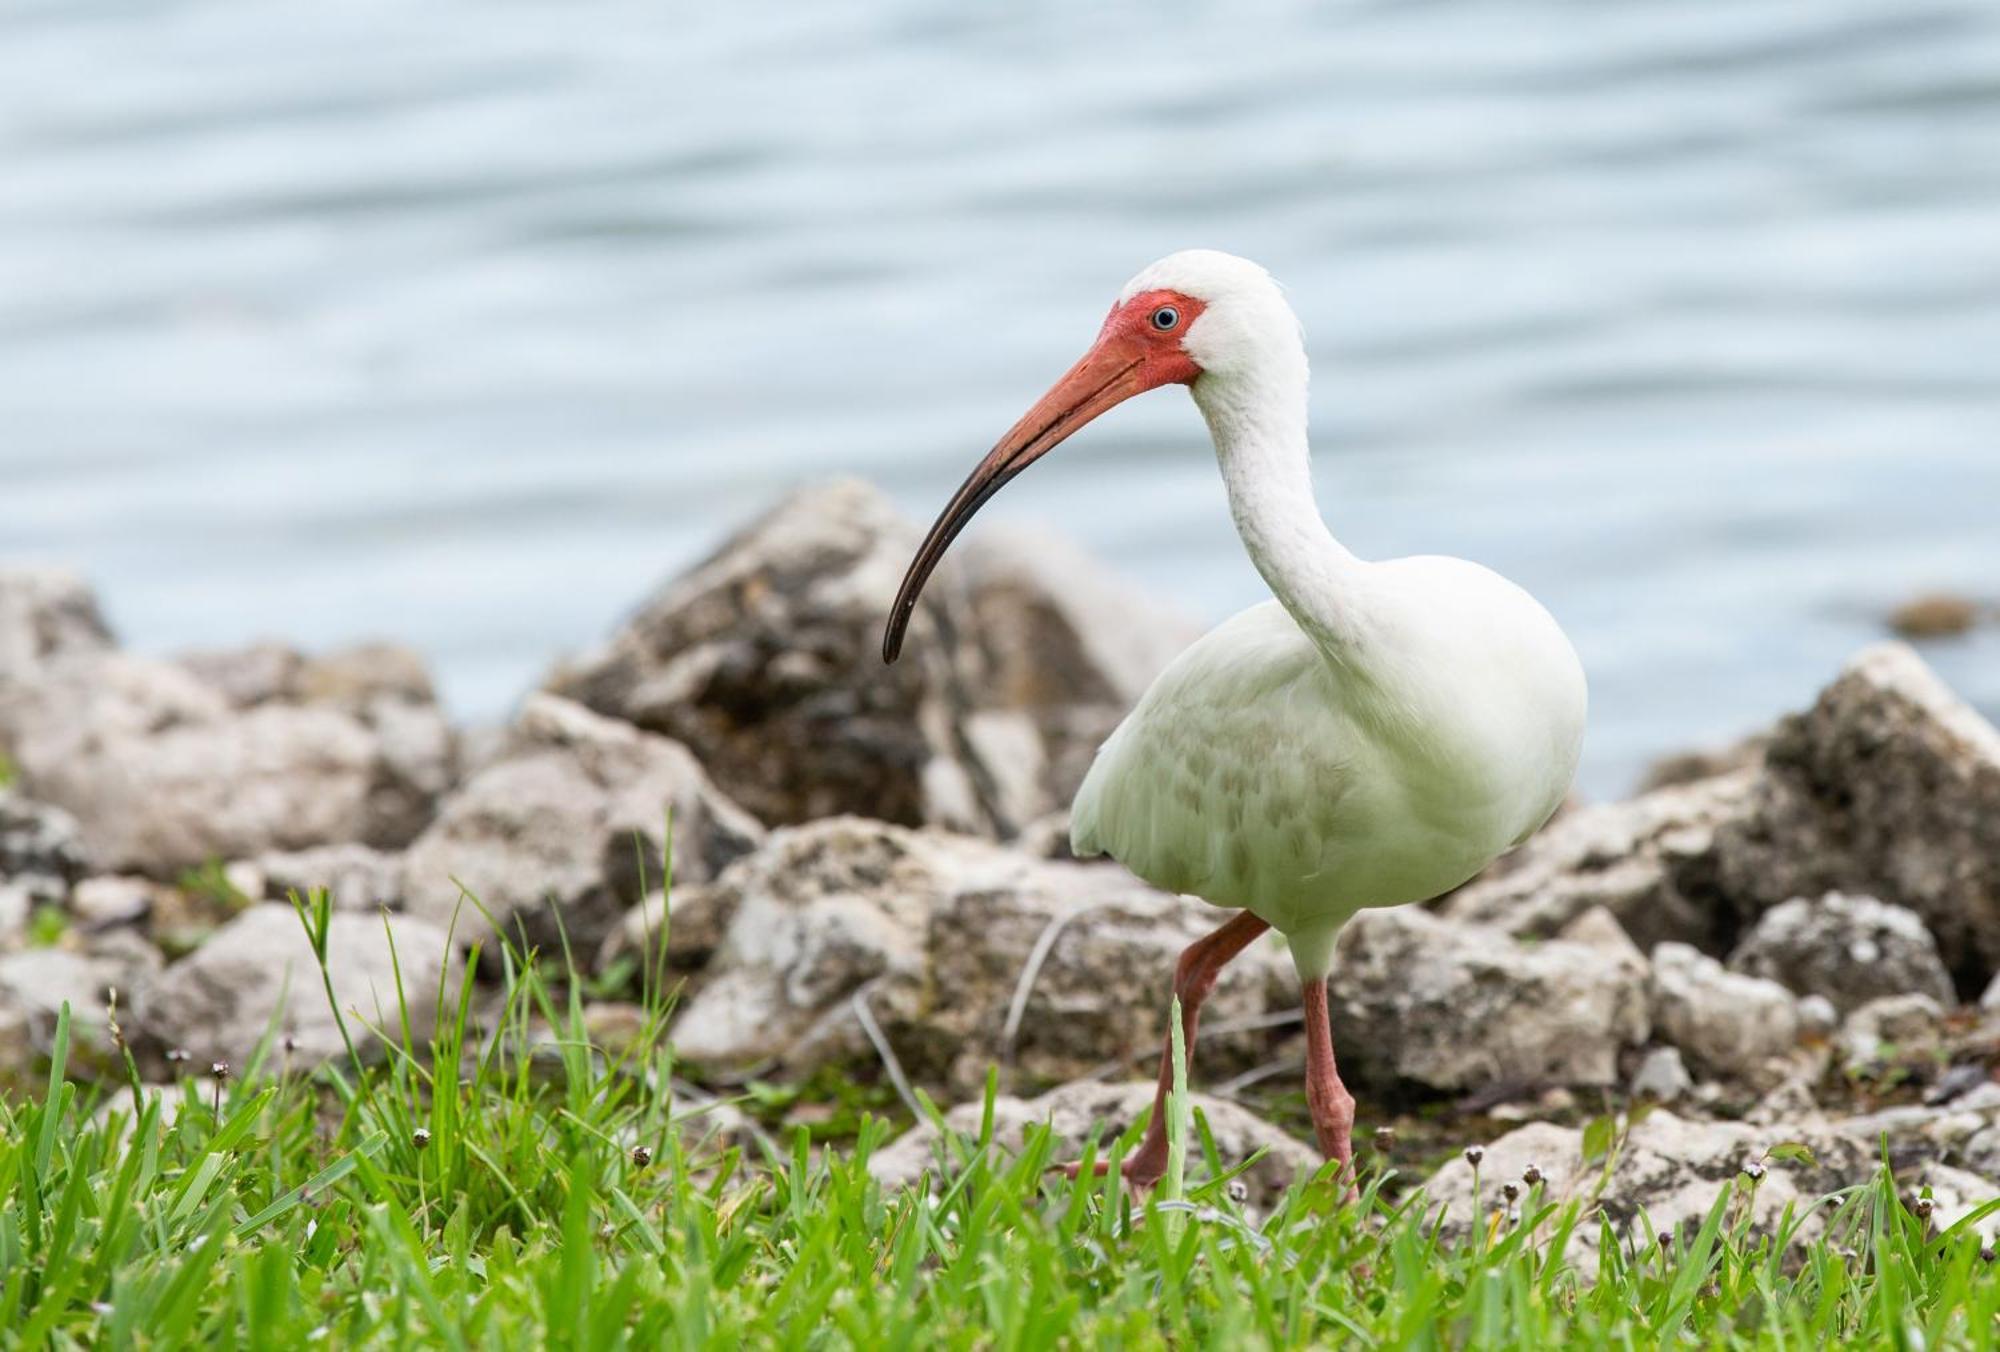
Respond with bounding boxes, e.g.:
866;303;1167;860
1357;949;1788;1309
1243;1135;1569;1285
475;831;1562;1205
1151;306;1179;331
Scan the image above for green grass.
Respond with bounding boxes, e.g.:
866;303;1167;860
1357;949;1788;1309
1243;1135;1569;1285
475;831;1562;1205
4;893;2000;1346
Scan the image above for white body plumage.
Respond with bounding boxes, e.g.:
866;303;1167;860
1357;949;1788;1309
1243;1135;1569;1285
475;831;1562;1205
887;248;1587;986
1065;251;1587;980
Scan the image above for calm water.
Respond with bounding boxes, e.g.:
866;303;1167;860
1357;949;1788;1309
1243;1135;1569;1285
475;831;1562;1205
4;0;1998;796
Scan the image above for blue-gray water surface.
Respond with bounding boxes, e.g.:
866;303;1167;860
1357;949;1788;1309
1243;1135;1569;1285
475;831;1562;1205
4;0;1997;796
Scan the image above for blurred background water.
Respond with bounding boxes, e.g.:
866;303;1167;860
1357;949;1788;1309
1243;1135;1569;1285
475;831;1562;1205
3;0;1996;796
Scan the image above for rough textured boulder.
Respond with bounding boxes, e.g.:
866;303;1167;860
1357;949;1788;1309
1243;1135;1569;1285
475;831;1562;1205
402;695;763;953
1327;907;1650;1092
868;1080;1320;1208
1650;943;1799;1080
1449;646;2000;997
1836;993;1946;1069
1;790;84;915
1714;644;2000;990
545;480;1193;840
68;875;161;929
140;903;458;1065
1442;771;1757;954
1834;1082;2000;1164
1728;892;1954;1016
1629;1046;1694;1103
662;817;1291;1097
0;568;115;682
1423;1111;1892;1263
253;844;406;913
0;628;455;877
0;932;164;1075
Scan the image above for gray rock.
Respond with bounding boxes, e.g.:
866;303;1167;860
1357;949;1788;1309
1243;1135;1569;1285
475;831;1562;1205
0;641;454;877
952;527;1197;809
664;817;1291;1097
1636;737;1768;793
140;902;459;1066
0;994;29;1086
1922;1164;2000;1236
69;875;162;928
1961;1125;2000;1181
403;694;763;954
1328;907;1650;1092
601;880;742;978
1796;994;1839;1037
91;1083;186;1135
176;639;439;713
1649;942;1799;1080
0;934;162;1073
1557;905;1651;967
0;885;27;945
1423;1110;1878;1263
1449;647;2000;1000
1746;1076;1825;1127
546;480;1193;840
868;1079;1319;1208
0;568;115;683
0;789;83;907
1442;771;1758;953
175;641;308;709
1714;644;2000;990
1630;1046;1693;1102
254;844;406;912
1729;891;1954;1016
1836;993;1945;1068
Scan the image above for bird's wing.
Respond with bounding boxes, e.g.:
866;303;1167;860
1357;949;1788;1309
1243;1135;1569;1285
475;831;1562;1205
1069;600;1361;927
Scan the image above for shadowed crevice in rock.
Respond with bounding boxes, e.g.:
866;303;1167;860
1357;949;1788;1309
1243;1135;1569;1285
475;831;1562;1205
545;479;1196;841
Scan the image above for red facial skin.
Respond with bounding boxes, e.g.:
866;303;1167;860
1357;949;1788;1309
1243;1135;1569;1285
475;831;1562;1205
883;288;1208;661
1098;288;1208;389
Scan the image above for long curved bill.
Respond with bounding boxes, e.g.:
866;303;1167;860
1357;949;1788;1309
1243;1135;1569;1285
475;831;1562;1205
882;333;1155;663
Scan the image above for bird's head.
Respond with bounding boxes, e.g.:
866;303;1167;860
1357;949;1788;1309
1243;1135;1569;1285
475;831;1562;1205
883;249;1302;662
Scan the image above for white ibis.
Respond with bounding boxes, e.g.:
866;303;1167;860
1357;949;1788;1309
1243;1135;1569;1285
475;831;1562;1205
884;250;1586;1183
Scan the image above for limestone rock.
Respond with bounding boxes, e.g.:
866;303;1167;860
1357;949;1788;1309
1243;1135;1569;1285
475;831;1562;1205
601;881;743;978
868;1079;1319;1208
1713;644;2000;990
1960;1124;2000;1182
0;933;163;1075
1423;1111;1878;1263
0;568;114;683
1729;892;1954;1016
1630;1046;1693;1103
0;789;84;908
254;844;406;913
1449;647;2000;997
1796;995;1839;1038
0;639;454;877
1636;737;1767;793
1649;942;1799;1080
0;886;26;945
402;694;763;954
139;903;458;1066
953;527;1196;807
69;875;161;929
546;480;1193;840
1328;907;1650;1093
1442;771;1757;953
664;817;1290;1096
1837;993;1946;1069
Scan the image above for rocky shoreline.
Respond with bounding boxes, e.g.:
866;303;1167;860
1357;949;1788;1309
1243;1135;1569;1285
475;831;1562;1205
4;477;1999;1242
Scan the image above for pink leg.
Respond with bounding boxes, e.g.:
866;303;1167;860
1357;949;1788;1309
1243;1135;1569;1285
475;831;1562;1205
1301;976;1356;1174
1060;909;1271;1186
